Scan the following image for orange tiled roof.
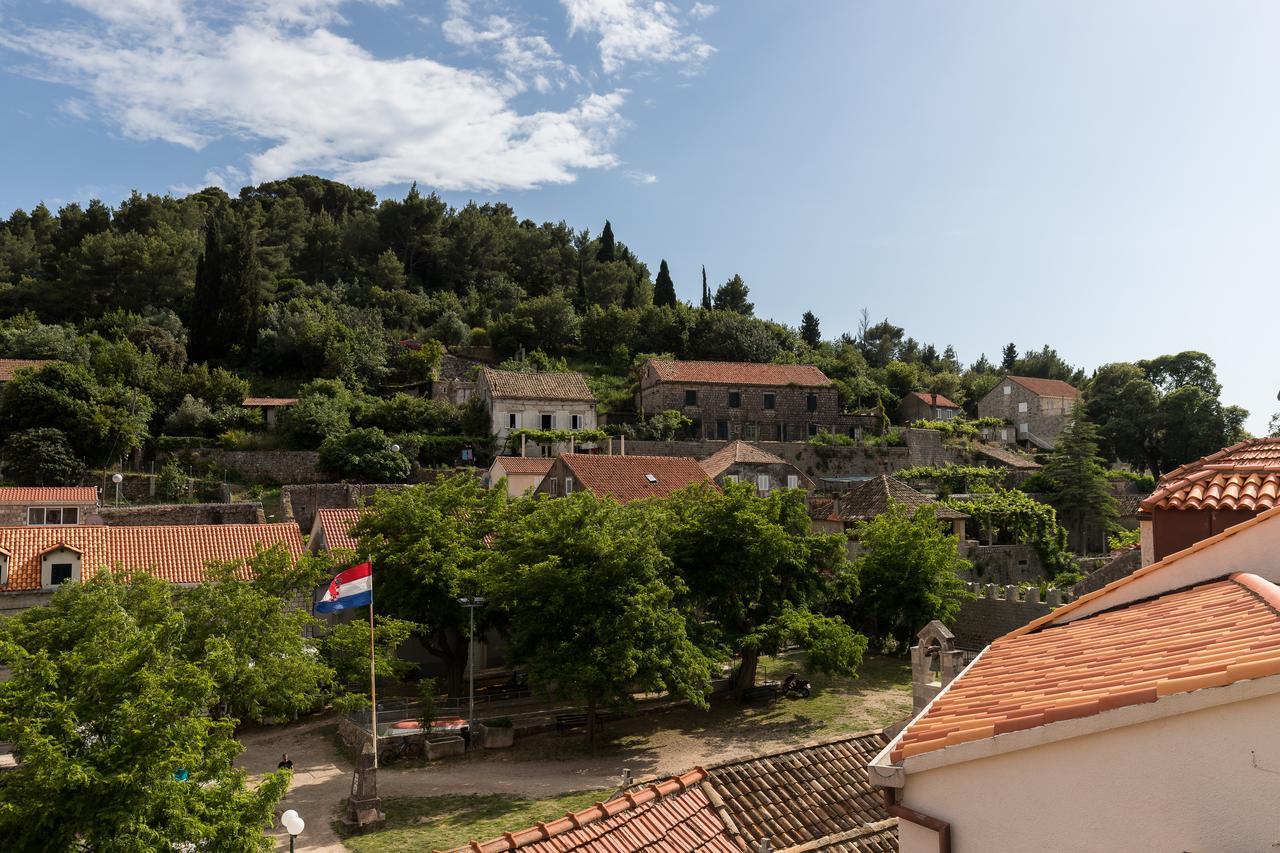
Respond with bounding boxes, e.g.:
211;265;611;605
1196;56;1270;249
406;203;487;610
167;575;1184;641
481;368;595;402
0;486;98;505
448;768;738;852
559;454;713;503
905;391;959;409
242;396;298;407
0;522;306;590
891;573;1280;763
647;359;833;387
0;358;50;381
699;440;804;480
812;475;967;523
313;507;364;552
1004;375;1079;398
492;456;556;475
1142;438;1280;512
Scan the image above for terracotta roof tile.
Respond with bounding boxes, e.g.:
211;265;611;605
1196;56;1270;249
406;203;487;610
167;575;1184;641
811;475;967;523
1003;375;1079;398
1143;438;1280;512
492;456;556;476
699;441;809;485
482;368;595;402
648;359;833;387
890;573;1280;762
0;522;306;589
313;508;363;552
0;358;50;381
242;397;298;407
444;768;738;852
972;443;1041;471
905;391;959;410
0;486;98;505
559;455;714;503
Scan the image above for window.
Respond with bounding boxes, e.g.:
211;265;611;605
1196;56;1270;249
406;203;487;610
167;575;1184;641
763;392;776;410
28;507;78;526
1000;428;1009;441
645;473;659;484
684;389;698;406
1017;402;1028;413
540;413;555;430
1018;422;1029;435
565;477;574;495
1003;384;1012;395
728;391;741;408
757;474;770;494
548;477;559;496
716;420;729;440
806;393;818;412
725;474;739;484
507;412;518;429
50;563;74;585
786;474;799;490
807;423;819;437
744;422;759;441
571;414;583;430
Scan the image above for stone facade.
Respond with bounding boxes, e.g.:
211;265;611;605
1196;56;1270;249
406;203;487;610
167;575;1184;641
957;543;1046;585
712;460;812;495
475;368;598;445
976;376;1078;448
949;583;1070;652
99;502;266;527
899;392;960;424
637;361;878;443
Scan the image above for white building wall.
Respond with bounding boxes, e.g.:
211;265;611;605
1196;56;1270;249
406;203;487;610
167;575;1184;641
898;691;1280;853
489;402;597;443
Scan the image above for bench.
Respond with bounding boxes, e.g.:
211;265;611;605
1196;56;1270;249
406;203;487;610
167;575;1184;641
740;682;781;703
555;712;616;732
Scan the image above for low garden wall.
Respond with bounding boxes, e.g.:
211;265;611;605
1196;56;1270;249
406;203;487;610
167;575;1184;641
100;501;265;527
950;583;1070;651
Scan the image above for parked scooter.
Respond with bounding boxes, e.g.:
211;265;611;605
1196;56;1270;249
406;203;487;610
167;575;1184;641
782;672;812;698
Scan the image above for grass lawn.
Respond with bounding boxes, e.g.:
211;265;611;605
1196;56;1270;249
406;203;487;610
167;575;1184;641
340;790;606;853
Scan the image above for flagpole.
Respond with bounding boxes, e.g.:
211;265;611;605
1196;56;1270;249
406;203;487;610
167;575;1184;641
369;571;378;771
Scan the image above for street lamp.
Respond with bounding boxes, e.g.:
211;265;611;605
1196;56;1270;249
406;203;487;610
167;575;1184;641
457;596;486;742
111;472;123;506
390;443;401;453
281;810;305;852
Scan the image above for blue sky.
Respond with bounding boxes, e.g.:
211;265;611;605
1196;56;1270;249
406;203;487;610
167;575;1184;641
1;1;1277;431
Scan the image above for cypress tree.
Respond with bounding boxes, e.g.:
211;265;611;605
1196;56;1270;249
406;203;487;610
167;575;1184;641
700;265;711;309
597;220;616;263
654;260;677;307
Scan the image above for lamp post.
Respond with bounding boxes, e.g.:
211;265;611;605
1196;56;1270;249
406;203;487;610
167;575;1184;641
457;596;486;741
111;472;123;506
281;810;305;852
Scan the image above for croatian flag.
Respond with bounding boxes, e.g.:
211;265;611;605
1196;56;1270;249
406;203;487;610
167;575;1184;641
315;562;373;613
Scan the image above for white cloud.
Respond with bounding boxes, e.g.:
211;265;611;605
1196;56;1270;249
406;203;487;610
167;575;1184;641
625;169;657;185
561;0;715;74
0;1;626;191
442;0;575;94
688;3;717;20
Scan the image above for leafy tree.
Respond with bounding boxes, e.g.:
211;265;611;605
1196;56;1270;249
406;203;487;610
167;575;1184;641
157;458;188;502
2;427;84;485
800;310;821;347
281;379;356;449
164;393;218;435
653;259;677;307
321;615;418;696
659;483;864;693
351;476;510;694
846;503;972;648
1042;412;1118;554
490;491;716;743
632;409;693;441
712;274;754;315
1001;342;1018;371
0;571;289;850
318;426;412;482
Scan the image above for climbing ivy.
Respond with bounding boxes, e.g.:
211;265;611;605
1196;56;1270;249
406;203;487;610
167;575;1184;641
897;464;1007;496
943;489;1079;584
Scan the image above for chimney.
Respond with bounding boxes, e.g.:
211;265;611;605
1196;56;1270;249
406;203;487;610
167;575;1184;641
520;433;527;458
621;434;626;456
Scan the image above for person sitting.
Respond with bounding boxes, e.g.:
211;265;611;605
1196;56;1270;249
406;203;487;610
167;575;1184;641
278;753;294;771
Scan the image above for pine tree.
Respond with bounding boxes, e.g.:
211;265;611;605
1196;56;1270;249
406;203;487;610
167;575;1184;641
713;274;753;315
1001;342;1018;372
800;311;821;347
700;266;711;309
597;220;616;263
654;260;677;307
1044;412;1118;555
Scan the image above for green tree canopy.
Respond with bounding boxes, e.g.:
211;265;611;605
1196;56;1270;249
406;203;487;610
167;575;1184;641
712;274;754;315
653;259;677;307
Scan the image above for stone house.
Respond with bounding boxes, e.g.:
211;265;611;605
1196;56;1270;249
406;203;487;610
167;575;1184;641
0;486;100;527
535;454;713;502
975;374;1079;449
431;352;483;405
871;503;1280;853
1138;437;1280;565
899;391;960;424
699;440;814;495
242;397;298;431
809;474;967;542
476;367;597;448
637;358;878;443
486;456;554;497
0;522;306;616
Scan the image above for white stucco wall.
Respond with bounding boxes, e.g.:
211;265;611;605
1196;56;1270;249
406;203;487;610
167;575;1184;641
897;690;1280;853
489;402;597;442
497;471;545;498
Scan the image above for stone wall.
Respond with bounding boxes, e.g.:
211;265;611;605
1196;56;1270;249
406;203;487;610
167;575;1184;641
1072;548;1142;597
99;502;265;527
0;590;52;618
950;582;1071;651
181;449;325;485
282;483;412;534
958;543;1046;585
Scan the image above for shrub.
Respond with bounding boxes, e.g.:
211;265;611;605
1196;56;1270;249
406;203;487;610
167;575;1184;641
318;427;411;482
3;428;85;486
808;430;856;446
157;459;188;502
164;394;217;436
1108;528;1141;551
632;410;691;441
483;716;513;729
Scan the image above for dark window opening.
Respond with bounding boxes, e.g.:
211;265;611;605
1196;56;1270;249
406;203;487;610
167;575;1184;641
716;420;729;440
763;392;776;410
806;393;818;412
50;563;73;585
540;413;554;430
808;423;819;437
728;391;741;408
684;389;698;406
